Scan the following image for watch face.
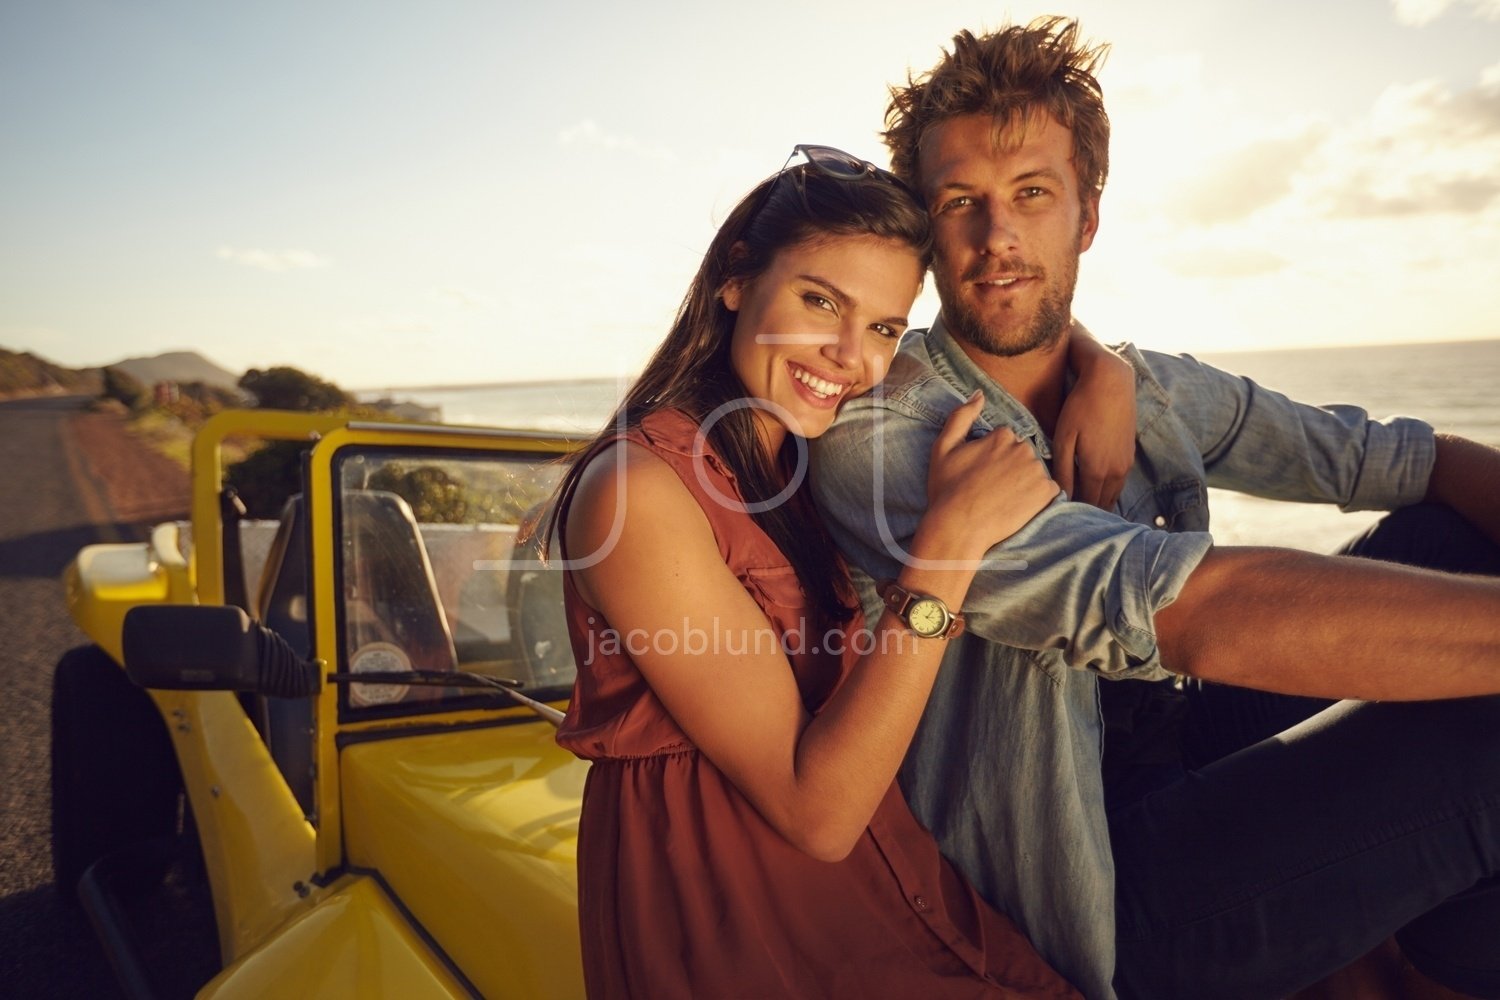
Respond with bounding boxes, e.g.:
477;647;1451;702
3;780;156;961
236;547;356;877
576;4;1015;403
908;598;949;638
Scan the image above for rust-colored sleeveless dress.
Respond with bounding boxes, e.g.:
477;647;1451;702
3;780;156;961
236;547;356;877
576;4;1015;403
556;410;1079;1000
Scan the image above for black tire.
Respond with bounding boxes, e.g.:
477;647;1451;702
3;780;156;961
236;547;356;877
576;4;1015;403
50;644;184;900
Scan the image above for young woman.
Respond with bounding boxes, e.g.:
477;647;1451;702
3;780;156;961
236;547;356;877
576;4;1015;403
547;146;1133;998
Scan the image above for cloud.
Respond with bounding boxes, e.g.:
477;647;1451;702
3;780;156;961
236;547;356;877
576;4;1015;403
432;286;492;309
1391;0;1500;27
1313;70;1500;217
1161;244;1288;279
557;119;677;163
1326;176;1500;216
1110;52;1206;106
216;246;331;272
337;315;435;338
1134;57;1500;227
1170;128;1327;225
1368;74;1500;141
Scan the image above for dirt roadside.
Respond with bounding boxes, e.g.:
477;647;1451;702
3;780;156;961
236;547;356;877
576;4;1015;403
65;406;192;533
0;395;216;1000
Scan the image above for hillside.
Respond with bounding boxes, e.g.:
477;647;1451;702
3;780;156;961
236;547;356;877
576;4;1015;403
0;348;100;397
1;346;244;400
109;350;240;390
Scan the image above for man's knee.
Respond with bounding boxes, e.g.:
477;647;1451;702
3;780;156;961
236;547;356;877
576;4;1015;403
1336;502;1500;575
1396;876;1500;999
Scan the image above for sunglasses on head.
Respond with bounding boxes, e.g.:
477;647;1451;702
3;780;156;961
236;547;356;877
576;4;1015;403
789;144;911;191
750;144;918;222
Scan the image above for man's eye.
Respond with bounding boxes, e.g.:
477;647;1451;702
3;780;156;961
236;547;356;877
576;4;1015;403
1018;186;1049;200
937;195;973;213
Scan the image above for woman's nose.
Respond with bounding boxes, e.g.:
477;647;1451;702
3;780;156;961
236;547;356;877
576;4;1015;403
822;327;862;370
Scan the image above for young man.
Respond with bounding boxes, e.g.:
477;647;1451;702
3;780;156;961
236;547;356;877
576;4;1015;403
811;18;1500;1000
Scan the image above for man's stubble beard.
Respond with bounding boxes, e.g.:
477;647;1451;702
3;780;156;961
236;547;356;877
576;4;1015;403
934;243;1082;360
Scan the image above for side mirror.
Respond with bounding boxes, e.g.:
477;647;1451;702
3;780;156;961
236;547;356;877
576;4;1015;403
122;605;320;697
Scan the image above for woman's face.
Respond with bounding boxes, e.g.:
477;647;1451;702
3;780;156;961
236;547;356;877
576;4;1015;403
724;235;923;448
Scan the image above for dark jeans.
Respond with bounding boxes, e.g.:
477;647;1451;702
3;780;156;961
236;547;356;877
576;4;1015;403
1108;504;1500;1000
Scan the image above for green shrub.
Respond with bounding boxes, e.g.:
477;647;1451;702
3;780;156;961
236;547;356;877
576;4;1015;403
102;366;148;410
239;367;349;412
225;440;308;519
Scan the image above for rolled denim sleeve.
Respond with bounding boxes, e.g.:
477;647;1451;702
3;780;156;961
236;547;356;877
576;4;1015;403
1141;350;1436;512
811;396;1213;678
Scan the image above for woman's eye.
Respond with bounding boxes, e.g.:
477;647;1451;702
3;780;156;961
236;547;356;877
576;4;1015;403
871;324;901;340
804;293;835;312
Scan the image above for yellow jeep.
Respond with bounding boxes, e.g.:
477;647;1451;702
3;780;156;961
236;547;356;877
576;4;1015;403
53;409;588;998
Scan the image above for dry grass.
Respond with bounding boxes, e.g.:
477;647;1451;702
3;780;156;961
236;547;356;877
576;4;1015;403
129;409;196;469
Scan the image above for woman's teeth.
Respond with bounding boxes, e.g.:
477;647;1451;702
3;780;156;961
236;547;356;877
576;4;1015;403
793;366;843;399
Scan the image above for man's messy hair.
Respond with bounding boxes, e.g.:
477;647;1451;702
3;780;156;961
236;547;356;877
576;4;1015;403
884;16;1111;201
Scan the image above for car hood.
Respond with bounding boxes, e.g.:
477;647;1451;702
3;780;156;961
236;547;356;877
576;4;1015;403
341;717;587;1000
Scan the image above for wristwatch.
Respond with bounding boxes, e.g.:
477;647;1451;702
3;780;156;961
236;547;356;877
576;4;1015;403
878;580;965;639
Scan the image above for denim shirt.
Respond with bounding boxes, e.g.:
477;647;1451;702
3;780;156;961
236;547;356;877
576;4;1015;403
808;318;1435;999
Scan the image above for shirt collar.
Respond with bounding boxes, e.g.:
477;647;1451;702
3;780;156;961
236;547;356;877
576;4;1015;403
921;314;1049;457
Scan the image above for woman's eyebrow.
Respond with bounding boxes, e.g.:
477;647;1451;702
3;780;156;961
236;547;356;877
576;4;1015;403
795;274;852;307
797;274;908;328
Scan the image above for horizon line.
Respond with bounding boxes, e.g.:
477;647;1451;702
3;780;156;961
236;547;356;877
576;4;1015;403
352;334;1500;394
351;372;638;395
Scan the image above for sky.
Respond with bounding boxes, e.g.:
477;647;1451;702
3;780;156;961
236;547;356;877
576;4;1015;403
3;0;1498;390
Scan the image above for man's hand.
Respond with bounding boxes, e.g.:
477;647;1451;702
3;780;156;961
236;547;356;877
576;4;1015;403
1425;433;1500;548
1058;324;1135;510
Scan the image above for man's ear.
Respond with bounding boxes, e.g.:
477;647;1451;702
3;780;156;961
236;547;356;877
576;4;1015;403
1078;193;1101;253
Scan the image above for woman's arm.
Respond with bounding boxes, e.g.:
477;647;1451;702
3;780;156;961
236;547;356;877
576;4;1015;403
568;395;1057;861
1055;322;1136;510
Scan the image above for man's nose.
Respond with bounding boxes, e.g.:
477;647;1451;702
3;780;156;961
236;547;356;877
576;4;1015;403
980;204;1020;255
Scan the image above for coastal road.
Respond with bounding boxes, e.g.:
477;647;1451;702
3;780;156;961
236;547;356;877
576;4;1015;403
0;395;215;998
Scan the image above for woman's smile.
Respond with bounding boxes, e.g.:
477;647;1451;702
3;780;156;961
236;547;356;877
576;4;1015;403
787;360;851;406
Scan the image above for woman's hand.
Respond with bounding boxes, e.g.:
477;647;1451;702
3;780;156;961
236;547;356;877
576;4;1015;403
1056;323;1135;510
923;390;1059;559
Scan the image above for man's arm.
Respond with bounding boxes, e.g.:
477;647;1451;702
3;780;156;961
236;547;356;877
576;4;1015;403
1156;545;1500;700
1144;355;1500;697
1143;349;1435;512
814;385;1500;701
1425;432;1500;547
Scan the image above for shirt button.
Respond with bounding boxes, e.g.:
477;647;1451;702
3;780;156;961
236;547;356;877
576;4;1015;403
912;894;929;912
1153;515;1167;527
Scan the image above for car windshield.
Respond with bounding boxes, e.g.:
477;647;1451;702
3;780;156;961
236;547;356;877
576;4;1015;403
334;446;573;720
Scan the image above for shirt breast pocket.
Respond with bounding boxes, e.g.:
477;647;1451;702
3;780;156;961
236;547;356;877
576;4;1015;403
1122;478;1207;532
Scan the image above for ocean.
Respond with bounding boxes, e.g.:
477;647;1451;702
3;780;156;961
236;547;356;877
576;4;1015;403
362;338;1500;553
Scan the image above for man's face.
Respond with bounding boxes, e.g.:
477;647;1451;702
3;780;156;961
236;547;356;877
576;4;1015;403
919;111;1099;357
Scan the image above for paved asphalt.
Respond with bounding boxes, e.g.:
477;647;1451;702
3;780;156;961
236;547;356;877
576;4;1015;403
0;396;215;999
